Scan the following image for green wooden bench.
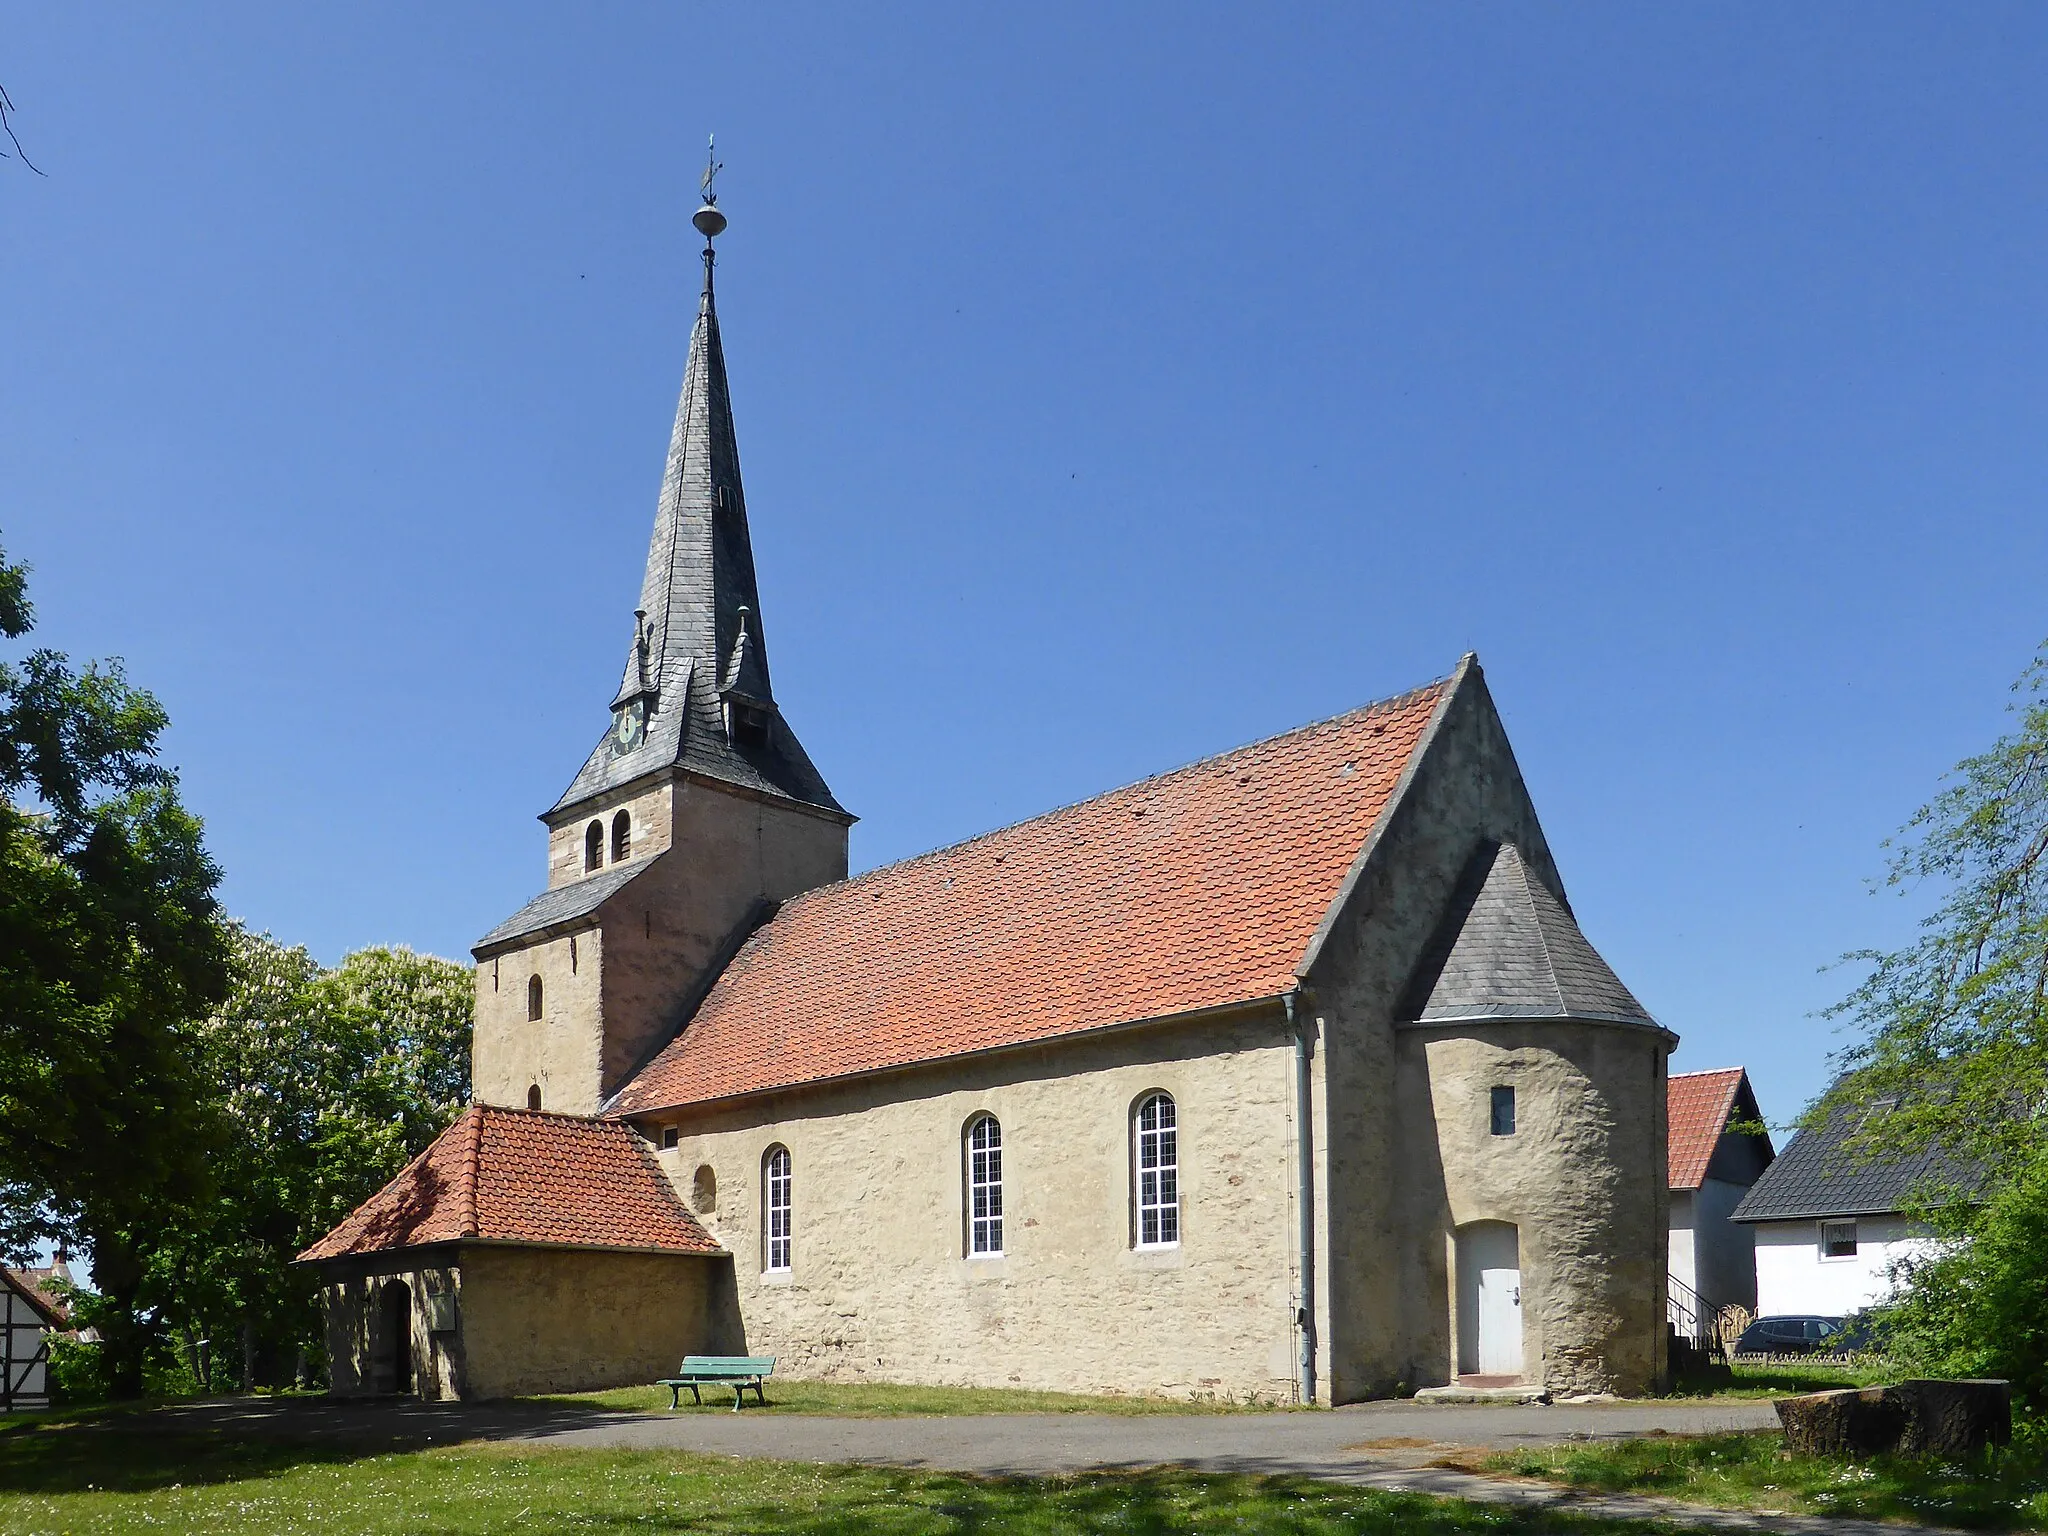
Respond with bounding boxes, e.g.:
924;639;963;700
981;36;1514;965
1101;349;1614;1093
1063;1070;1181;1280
658;1355;776;1411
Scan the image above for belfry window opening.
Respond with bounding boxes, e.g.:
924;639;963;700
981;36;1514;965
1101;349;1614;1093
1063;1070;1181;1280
584;821;603;872
1135;1093;1179;1247
966;1115;1003;1255
611;810;631;863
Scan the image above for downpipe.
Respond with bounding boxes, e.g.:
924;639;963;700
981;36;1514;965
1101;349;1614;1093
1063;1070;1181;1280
1286;988;1317;1406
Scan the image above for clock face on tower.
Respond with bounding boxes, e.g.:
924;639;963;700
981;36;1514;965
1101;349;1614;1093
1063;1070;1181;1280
613;701;647;753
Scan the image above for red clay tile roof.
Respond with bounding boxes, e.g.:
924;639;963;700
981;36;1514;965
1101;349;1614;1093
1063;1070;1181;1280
2;1267;65;1329
1668;1068;1748;1190
296;1105;720;1262
610;680;1450;1115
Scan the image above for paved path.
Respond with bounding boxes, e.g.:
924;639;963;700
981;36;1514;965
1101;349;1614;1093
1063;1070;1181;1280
120;1395;1965;1535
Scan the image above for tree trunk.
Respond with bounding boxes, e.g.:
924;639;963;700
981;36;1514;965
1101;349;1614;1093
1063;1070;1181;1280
87;1229;150;1399
1777;1380;2012;1457
241;1319;256;1393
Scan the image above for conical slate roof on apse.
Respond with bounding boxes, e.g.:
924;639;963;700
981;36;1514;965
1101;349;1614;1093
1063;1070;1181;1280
1407;842;1656;1027
550;243;845;820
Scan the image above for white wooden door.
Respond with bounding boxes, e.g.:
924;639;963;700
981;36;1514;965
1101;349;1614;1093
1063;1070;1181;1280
1457;1221;1523;1377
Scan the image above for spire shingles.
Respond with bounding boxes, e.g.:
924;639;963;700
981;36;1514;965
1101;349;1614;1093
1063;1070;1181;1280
551;245;845;819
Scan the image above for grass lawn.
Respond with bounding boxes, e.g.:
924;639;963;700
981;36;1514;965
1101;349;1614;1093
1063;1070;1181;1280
1472;1430;2048;1531
1661;1358;1899;1400
0;1426;1679;1536
538;1377;1302;1416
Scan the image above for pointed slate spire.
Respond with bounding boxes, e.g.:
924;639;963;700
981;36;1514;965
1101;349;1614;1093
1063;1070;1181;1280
550;181;846;821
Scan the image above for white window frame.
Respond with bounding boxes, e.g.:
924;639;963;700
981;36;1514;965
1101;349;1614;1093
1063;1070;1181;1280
1134;1092;1180;1248
966;1115;1003;1256
763;1146;792;1273
1818;1219;1858;1261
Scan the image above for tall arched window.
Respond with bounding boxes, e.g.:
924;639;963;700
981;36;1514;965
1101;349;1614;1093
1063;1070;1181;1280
763;1145;792;1272
611;809;631;863
966;1114;1003;1255
1134;1093;1179;1247
584;821;603;872
527;974;543;1022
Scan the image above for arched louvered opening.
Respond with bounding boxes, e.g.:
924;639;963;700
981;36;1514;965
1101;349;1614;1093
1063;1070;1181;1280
611;809;631;863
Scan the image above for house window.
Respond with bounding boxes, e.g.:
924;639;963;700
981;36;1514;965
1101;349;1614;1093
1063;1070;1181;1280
527;975;543;1022
763;1146;792;1272
611;810;631;863
966;1114;1003;1255
1490;1086;1516;1136
1820;1220;1858;1259
660;1126;679;1150
584;821;603;872
1134;1092;1179;1247
527;1084;541;1111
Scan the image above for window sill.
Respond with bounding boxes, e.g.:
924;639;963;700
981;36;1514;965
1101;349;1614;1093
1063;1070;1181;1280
1127;1244;1185;1271
760;1268;793;1287
963;1254;1008;1280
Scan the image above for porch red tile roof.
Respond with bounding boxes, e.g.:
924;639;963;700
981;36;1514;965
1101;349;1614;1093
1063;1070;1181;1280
296;1105;719;1262
610;680;1449;1115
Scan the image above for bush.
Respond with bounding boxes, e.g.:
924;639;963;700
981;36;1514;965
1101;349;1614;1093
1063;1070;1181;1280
1871;1147;2048;1410
46;1337;109;1406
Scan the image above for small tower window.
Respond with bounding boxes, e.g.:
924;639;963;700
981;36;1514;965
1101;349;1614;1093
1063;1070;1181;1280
728;702;770;749
1490;1085;1517;1137
527;1084;542;1111
611;809;631;863
527;975;544;1022
584;821;603;872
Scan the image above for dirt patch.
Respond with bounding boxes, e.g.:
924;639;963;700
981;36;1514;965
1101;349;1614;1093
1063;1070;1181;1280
1346;1436;1444;1451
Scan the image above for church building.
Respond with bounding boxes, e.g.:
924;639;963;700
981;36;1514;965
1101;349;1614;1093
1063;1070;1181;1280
301;192;1676;1405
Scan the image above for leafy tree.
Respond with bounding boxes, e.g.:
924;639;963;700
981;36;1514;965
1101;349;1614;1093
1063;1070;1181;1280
1826;638;2048;1169
157;931;471;1388
0;541;234;1395
1825;639;2048;1396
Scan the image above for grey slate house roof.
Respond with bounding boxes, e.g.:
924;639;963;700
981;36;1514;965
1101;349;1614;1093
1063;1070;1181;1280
1402;842;1658;1028
548;249;845;822
476;861;650;953
1731;1082;1979;1223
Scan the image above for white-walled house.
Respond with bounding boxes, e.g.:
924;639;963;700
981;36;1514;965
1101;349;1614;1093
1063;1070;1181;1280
1667;1068;1772;1337
1;1266;63;1411
1731;1083;1970;1319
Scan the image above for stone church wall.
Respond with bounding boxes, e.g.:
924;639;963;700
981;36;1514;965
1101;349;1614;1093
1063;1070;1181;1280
646;1004;1304;1402
316;1245;727;1401
546;778;676;889
1398;1021;1668;1397
1301;662;1669;1400
472;927;606;1113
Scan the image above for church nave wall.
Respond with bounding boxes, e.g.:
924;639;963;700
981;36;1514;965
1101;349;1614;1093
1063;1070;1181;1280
642;1005;1305;1402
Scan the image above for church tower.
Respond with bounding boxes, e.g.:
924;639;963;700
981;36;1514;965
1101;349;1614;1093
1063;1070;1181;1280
472;182;853;1116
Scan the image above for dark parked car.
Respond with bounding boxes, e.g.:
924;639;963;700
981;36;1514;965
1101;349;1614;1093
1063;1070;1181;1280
1733;1315;1855;1357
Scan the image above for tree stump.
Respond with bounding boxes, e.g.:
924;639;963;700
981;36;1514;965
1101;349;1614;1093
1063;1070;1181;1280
1775;1380;2010;1457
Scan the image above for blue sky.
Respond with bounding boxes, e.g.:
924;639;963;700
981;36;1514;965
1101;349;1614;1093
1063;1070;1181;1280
6;4;2046;1130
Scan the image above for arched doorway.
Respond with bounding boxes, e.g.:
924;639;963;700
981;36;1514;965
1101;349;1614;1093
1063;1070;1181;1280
1455;1222;1523;1378
381;1280;414;1395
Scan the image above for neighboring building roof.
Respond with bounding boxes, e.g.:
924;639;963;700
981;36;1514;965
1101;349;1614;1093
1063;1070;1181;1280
1731;1084;1977;1224
475;859;650;953
1404;842;1656;1029
1;1267;65;1329
1668;1067;1766;1190
296;1105;721;1262
607;678;1451;1115
548;253;844;821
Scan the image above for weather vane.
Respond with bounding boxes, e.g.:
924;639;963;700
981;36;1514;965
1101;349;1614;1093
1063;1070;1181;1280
693;134;728;244
699;135;723;204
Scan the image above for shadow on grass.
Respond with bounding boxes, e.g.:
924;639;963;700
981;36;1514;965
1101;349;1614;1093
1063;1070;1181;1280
0;1426;1673;1532
1487;1430;2048;1532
